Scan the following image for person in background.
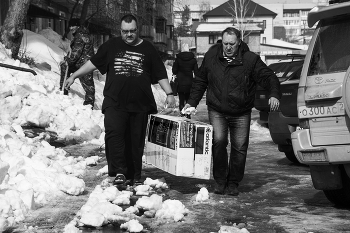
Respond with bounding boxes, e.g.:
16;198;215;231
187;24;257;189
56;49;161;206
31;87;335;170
182;27;281;196
60;18;95;108
64;14;175;188
172;43;199;116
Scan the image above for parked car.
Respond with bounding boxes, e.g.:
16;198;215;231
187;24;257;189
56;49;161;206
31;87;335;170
291;0;350;207
254;54;305;163
254;55;305;126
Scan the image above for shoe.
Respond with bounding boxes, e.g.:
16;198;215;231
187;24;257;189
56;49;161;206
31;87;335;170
113;174;126;185
133;179;144;186
214;183;226;195
226;184;239;196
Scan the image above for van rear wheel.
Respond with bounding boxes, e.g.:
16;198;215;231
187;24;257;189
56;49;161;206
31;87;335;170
323;167;350;207
284;150;299;164
281;145;300;164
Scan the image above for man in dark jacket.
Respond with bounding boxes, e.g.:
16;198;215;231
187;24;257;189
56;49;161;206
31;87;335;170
60;19;95;108
183;27;281;196
172;43;199;114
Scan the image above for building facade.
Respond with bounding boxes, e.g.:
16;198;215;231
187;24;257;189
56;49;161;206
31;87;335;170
191;0;276;55
195;22;263;54
255;1;316;44
0;0;177;56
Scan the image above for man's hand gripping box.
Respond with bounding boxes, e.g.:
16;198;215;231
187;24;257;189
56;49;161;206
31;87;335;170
145;114;213;180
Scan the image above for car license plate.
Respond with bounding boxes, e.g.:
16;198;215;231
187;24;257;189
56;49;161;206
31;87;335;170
299;150;328;162
298;103;344;119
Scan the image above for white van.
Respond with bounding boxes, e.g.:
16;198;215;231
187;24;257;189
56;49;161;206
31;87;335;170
292;0;350;207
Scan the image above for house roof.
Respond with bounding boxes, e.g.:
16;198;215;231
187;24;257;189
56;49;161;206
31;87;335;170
196;22;264;33
203;0;277;18
262;39;308;50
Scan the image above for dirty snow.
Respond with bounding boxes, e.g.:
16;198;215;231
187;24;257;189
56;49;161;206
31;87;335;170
0;27;261;233
0;28;170;232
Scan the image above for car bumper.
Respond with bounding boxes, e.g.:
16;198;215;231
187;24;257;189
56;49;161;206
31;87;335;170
291;129;350;165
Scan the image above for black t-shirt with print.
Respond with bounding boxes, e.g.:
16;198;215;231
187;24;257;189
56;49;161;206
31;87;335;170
90;37;167;113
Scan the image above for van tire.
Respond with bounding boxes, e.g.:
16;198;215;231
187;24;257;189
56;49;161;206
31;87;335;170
283;147;300;164
323;166;350;207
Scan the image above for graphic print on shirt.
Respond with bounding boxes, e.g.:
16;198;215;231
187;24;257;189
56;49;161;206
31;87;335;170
114;51;144;77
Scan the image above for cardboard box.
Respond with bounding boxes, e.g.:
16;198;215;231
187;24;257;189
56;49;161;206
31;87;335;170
145;114;213;180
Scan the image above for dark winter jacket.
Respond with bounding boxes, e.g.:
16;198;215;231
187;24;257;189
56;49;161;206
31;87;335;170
172;52;199;93
187;41;281;115
66;26;94;72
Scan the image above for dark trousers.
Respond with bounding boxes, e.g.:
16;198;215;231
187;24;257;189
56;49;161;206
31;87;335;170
208;108;251;186
60;63;95;107
104;107;149;180
178;92;190;112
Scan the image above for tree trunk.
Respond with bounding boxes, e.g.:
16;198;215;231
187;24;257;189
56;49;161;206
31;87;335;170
0;0;31;59
80;0;91;25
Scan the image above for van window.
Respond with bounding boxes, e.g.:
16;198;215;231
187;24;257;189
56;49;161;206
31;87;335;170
269;60;303;82
308;16;350;76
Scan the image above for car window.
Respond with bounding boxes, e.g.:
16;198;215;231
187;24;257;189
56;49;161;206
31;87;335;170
269;63;290;78
288;66;302;81
308;16;350;76
269;60;304;82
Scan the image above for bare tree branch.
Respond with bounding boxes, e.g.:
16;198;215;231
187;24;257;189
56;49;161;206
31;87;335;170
226;0;257;40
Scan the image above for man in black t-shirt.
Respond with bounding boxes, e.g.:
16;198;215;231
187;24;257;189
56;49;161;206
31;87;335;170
64;14;176;187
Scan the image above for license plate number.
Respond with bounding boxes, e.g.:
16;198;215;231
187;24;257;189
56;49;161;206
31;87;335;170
298;103;344;119
300;151;327;162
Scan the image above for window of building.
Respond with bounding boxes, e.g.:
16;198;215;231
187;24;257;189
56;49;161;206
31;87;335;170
156;18;166;33
47;7;54;28
284;20;300;26
283;9;299;17
300;10;310;17
166;25;173;39
263;20;266;29
262;37;266;44
209;35;215;44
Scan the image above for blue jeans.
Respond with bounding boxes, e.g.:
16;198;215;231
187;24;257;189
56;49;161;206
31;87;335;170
208;108;251;186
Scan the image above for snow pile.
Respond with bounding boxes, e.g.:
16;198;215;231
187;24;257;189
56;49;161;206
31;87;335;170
249;120;271;142
0;124;102;230
66;184;135;230
218;225;250;233
120;219;143;232
96;164;108;176
144;177;169;190
64;177;189;231
135;194;163;216
155;199;189;222
0;50;104;144
21;29;66;74
38;28;71;54
196;187;209;202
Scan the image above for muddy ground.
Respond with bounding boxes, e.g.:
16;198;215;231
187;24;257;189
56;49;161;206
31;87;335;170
12;105;350;233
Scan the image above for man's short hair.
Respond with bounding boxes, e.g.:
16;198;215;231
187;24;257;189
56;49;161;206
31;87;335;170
121;14;138;27
221;27;241;39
